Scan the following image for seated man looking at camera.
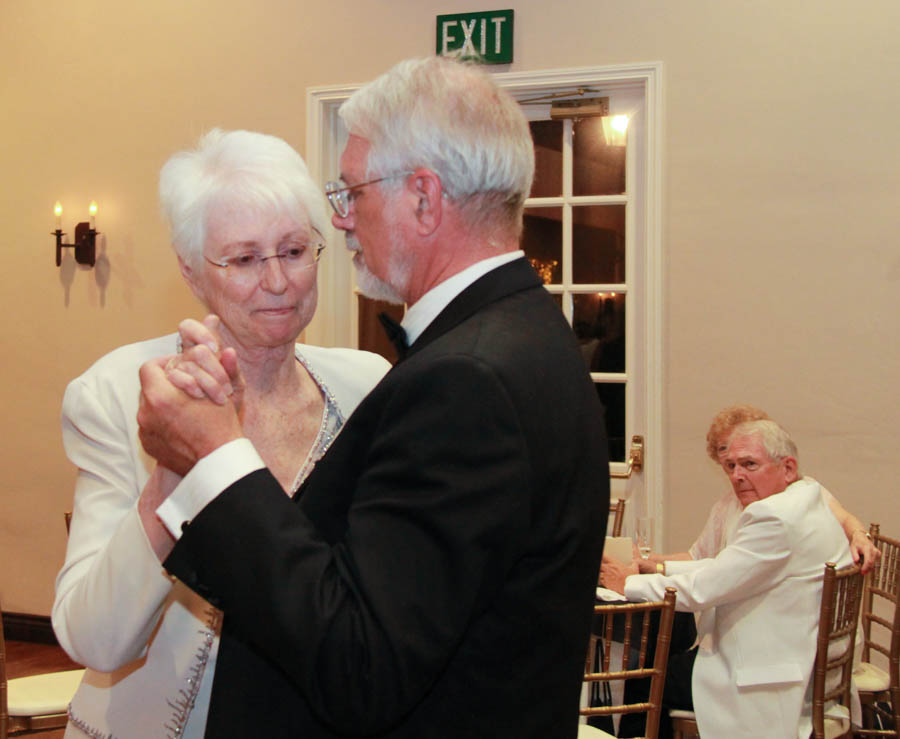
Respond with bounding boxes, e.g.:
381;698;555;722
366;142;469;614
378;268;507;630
602;420;852;739
636;404;877;574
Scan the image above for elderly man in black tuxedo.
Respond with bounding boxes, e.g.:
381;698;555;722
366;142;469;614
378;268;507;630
137;55;609;738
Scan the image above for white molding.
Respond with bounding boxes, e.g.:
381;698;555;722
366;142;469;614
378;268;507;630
305;87;358;348
638;63;665;546
492;60;664;92
305;62;665;544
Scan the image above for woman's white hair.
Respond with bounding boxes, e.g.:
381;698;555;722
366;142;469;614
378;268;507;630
338;56;534;235
158;129;327;267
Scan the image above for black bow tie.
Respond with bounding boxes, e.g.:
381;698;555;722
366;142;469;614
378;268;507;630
378;312;408;360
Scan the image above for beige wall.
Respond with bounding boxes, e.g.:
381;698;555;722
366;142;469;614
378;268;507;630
2;0;898;614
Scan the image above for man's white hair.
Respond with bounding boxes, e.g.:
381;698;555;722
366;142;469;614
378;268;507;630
729;419;799;463
338;56;535;236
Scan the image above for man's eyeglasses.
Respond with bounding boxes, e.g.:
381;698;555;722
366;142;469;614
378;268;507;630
205;239;325;281
325;172;412;218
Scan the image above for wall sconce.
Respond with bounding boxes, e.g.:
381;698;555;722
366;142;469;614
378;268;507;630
53;201;98;267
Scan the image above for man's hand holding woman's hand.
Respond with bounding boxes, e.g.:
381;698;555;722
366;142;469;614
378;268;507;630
138;314;244;476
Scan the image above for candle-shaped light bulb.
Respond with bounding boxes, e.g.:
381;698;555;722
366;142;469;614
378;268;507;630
89;200;98;229
54;201;63;230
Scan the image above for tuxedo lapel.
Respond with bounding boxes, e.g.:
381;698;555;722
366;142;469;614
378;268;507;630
407;258;541;359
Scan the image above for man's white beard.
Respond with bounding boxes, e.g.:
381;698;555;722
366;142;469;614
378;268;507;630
346;233;409;306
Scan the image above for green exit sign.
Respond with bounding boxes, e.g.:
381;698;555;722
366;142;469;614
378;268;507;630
436;10;514;64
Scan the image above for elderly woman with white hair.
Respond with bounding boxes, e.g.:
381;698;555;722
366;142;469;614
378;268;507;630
52;129;390;738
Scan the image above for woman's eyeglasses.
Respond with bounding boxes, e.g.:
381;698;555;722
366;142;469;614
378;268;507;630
205;240;325;280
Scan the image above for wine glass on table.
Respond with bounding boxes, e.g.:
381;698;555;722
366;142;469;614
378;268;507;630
635;517;652;560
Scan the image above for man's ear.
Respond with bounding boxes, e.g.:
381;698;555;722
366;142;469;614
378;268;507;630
782;456;799;484
408;169;443;236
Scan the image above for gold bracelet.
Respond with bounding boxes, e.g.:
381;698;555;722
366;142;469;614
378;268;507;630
656;562;665;575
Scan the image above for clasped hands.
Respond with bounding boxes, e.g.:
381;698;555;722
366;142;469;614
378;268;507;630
137;315;244;477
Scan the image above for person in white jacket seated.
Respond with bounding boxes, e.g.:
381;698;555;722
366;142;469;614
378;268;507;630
52;129;390;739
639;404;878;573
601;420;853;739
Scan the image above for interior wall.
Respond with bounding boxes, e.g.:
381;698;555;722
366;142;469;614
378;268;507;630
2;0;897;614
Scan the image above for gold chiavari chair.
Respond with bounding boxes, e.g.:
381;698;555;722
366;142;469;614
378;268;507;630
580;587;677;739
0;598;84;738
609;499;626;538
855;525;899;736
811;562;863;739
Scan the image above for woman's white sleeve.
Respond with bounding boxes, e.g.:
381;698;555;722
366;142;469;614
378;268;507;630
52;377;172;671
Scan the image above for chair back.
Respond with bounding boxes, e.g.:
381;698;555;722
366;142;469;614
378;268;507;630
857;524;900;736
0;597;84;738
811;562;863;739
581;587;676;739
609;499;626;538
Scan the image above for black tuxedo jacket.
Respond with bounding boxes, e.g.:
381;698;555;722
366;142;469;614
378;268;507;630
165;258;610;737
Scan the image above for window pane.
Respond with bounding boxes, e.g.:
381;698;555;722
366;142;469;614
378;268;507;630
572;205;625;284
529;120;563;198
522;206;562;284
595;382;626;462
573;117;626;196
358;296;404;364
572;293;625;373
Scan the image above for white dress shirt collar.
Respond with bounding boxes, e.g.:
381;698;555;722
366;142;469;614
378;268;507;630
401;250;525;347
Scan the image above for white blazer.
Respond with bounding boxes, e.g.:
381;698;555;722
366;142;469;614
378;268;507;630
625;479;852;739
52;334;389;738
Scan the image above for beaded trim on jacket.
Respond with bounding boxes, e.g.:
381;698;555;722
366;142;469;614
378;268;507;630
164;605;221;738
67;708;116;739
